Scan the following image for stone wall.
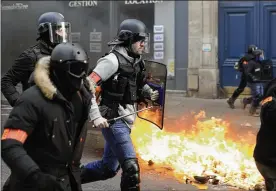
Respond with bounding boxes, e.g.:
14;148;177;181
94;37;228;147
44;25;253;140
188;1;219;98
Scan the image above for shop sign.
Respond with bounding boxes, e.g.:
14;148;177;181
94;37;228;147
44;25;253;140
1;3;28;11
125;0;163;5
69;1;97;7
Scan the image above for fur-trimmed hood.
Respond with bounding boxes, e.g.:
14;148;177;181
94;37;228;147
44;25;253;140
33;56;95;100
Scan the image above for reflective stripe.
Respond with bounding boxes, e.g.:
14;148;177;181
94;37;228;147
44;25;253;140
261;96;273;106
89;72;101;84
1;129;28;143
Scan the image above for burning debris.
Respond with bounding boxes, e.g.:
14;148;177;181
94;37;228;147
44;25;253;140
148;160;154;166
184;175;220;190
131;111;265;190
193;175;219;184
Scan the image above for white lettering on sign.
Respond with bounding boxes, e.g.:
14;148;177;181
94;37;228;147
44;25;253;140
125;0;163;5
202;43;211;52
71;32;81;42
153;34;164;42
1;3;28;10
154;25;164;33
154;51;164;60
90;43;102;53
154;43;164;51
69;1;97;7
90;31;102;42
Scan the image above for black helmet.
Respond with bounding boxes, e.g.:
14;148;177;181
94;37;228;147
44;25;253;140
108;19;148;46
247;44;257;53
50;43;88;79
37;12;71;45
252;49;263;57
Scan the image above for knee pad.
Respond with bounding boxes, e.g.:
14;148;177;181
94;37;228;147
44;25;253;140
121;158;141;191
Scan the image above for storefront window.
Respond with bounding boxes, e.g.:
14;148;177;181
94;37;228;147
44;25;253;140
2;1;176;89
64;1;111;70
115;1;176;89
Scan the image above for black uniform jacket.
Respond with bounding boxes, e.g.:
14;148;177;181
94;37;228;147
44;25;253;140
254;94;276;166
1;41;51;106
244;59;262;83
1;56;95;191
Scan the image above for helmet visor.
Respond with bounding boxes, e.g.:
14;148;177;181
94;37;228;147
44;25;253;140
48;22;72;44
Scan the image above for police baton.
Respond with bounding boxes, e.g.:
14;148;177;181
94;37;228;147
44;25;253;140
92;106;153;128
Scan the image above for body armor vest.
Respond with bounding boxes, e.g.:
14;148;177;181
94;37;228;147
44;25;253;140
100;50;146;109
252;61;262;81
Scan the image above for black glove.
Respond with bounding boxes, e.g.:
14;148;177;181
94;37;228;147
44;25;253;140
27;171;65;191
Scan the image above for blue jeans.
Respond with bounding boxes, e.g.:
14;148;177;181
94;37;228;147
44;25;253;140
247;82;264;107
82;120;137;182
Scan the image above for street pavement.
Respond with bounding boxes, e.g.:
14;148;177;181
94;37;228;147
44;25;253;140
1;94;260;191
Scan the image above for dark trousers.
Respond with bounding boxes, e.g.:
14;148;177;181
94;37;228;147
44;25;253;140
231;72;247;100
247;82;264;107
81;120;136;182
256;161;276;191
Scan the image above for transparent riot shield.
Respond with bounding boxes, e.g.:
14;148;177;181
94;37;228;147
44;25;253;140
137;60;167;130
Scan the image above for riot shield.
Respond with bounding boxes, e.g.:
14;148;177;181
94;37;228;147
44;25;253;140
137;60;167;130
261;59;274;81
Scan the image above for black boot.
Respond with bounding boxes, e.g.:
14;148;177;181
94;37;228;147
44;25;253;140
241;98;250;109
249;106;259;117
227;97;236;109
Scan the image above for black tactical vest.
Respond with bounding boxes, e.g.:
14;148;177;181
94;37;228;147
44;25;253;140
100;50;146;108
253;60;263;81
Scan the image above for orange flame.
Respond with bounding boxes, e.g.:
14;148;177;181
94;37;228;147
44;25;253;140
131;111;264;190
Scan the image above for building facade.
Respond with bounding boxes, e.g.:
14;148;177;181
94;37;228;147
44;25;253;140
1;1;276;98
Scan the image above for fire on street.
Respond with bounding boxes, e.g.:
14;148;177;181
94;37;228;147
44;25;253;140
131;111;264;190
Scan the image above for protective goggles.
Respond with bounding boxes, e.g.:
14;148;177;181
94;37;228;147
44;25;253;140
62;60;88;78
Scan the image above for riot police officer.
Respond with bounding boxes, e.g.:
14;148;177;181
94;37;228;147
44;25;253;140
1;42;95;191
80;19;159;191
254;78;276;191
227;45;257;108
1;12;71;107
244;49;265;116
